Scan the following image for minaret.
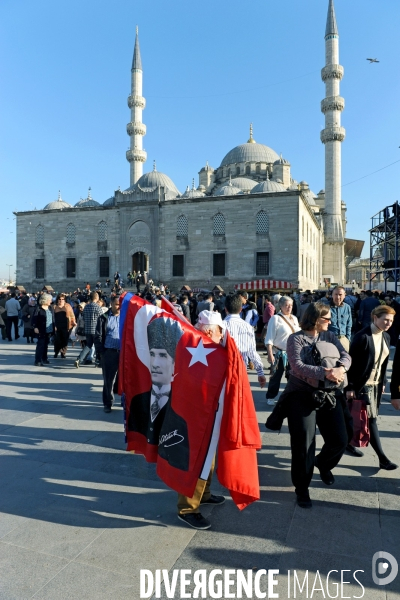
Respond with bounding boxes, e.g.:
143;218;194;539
320;0;345;283
126;27;147;186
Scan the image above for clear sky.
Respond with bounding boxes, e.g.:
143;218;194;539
1;0;399;281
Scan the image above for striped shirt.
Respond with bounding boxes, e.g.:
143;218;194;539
224;314;265;376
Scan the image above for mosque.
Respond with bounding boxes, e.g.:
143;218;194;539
15;0;351;291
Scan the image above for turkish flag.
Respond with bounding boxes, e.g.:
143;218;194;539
119;293;260;509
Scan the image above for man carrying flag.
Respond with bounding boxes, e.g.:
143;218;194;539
119;293;262;530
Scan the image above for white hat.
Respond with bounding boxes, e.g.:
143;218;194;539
197;310;225;328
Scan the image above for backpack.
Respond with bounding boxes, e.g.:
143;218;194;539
302;336;347;390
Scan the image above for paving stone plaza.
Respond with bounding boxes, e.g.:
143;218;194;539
0;338;399;599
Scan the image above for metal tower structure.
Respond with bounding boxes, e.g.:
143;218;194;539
369;201;400;293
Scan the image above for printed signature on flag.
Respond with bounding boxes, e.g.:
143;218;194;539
159;430;185;447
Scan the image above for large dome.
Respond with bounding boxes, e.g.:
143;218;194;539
43;192;72;210
220;142;280;168
135;168;180;197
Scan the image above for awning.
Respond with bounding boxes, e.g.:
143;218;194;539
234;280;295;291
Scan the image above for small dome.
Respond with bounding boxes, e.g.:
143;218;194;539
273;154;290;166
181;181;205;199
252;179;286;194
289;179;299;190
135;166;180;197
75;188;100;208
103;196;116;207
43;191;72;210
213;181;243;196
197;184;206;191
199;161;214;172
229;177;257;192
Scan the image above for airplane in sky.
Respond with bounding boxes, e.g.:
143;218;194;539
367;58;379;63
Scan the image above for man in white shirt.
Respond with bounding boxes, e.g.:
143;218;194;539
264;295;300;405
224;294;266;389
5;293;21;341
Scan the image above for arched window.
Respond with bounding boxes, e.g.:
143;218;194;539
256;210;269;234
66;223;76;244
213;213;225;236
227;168;231;177
236;166;240;175
245;165;250;175
97;221;107;241
256;164;261;174
302;216;304;237
177;215;188;237
35;225;44;245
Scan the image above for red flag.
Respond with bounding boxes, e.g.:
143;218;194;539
119;294;261;509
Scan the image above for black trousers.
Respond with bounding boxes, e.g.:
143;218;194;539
54;327;70;357
287;392;348;494
35;334;50;364
101;348;119;407
6;316;19;341
266;356;285;399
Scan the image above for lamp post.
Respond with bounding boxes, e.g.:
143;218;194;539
6;264;13;284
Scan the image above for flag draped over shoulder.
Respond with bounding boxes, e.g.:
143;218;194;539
119;293;261;509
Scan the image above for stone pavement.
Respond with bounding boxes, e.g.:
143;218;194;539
0;336;399;600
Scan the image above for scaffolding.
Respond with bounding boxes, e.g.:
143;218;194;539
370;201;400;293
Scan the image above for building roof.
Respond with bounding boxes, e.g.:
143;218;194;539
213;180;243;196
325;0;339;37
229;177;257;191
103;196;116;207
74;188;100;208
220;142;280;168
43;191;72;210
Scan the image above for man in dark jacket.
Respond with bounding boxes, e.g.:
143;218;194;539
94;296;121;412
358;291;380;329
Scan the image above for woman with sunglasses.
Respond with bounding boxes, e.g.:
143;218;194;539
283;302;351;509
53;294;76;359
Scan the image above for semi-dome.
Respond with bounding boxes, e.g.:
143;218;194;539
135;165;180;197
74;188;100;208
103;196;116;207
230;177;257;192
252;178;286;194
213;180;243;196
43;191;72;210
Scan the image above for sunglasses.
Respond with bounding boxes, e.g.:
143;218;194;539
319;316;332;322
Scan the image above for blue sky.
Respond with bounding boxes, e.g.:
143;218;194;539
1;0;399;280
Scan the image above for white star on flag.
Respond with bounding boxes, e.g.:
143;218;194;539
186;339;216;367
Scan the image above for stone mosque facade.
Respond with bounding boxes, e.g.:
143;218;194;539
15;1;347;291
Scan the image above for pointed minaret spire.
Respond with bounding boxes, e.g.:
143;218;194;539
126;26;147;186
320;0;346;283
325;0;339;37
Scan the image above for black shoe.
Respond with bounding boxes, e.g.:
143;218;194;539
296;491;312;509
178;513;211;530
34;362;44;367
60;355;66;359
15;335;20;340
85;360;93;365
103;406;112;413
42;360;50;364
318;469;335;485
379;460;398;471
200;494;225;506
346;444;364;457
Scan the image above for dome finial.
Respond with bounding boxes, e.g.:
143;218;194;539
229;174;232;185
192;178;195;190
266;170;270;181
88;186;92;199
247;123;256;144
153;160;157;172
58;190;61;201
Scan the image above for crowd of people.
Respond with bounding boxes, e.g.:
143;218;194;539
0;281;399;524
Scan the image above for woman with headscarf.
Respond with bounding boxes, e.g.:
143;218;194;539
53;293;76;358
21;296;37;343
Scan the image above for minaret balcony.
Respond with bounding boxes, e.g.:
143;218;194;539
127;122;147;136
321;96;345;114
127;95;146;109
126;149;147;163
321;65;344;82
320;126;346;144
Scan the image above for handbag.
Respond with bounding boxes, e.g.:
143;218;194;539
348;398;370;447
77;326;85;336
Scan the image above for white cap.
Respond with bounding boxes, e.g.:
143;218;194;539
197;310;225;328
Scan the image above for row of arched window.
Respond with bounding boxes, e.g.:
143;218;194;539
177;210;269;237
35;221;108;245
301;254;318;280
301;216;317;249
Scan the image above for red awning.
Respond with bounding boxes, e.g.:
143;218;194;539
234;280;295;291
